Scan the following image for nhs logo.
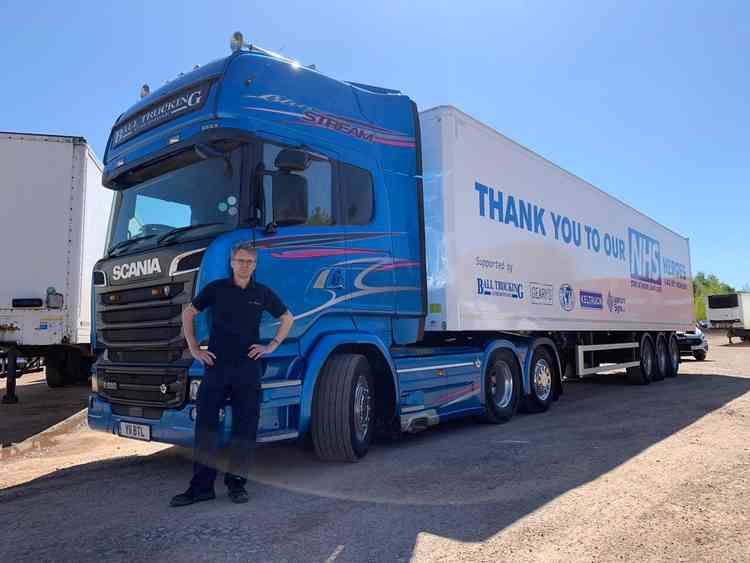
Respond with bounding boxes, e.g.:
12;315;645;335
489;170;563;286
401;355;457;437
628;228;662;290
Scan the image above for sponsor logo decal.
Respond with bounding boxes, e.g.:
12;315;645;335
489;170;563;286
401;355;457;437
607;292;626;314
628;228;662;292
111;81;211;148
559;284;574;311
112;258;162;281
529;282;553;305
476;278;524;300
579;290;603;310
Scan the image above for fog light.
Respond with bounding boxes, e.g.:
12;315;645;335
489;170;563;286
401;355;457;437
189;379;201;401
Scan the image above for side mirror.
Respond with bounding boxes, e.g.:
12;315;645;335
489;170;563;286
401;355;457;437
275;148;310;171
272;173;308;225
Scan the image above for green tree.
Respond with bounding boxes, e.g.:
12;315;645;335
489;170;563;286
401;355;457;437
693;271;735;321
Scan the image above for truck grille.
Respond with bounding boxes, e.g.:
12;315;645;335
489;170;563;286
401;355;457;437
102;326;181;343
100;283;184;306
108;349;183;363
102;305;182;324
97;366;187;408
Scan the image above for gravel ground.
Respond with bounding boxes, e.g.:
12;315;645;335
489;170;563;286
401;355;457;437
1;332;749;562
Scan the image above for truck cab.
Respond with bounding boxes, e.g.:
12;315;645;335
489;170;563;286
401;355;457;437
87;39;426;453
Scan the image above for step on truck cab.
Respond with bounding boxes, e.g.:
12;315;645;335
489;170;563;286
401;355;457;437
88;34;694;460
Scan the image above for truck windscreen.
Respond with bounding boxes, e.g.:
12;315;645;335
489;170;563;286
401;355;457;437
107;146;242;254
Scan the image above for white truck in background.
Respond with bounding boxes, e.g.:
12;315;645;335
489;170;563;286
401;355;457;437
0;132;111;400
707;293;750;341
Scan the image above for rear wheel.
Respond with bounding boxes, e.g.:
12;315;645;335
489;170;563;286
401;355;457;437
481;350;522;423
45;353;66;388
627;334;655;385
653;333;668;381
665;333;680;377
311;353;374;462
523;347;556;413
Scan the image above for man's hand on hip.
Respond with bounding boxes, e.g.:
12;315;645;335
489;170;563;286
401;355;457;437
190;346;216;366
248;342;277;360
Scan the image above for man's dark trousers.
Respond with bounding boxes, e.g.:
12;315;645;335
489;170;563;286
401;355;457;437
190;358;261;492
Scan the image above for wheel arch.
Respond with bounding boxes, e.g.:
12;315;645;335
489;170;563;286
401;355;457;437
299;332;398;437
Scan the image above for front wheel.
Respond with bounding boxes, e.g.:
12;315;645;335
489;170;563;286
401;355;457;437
311;353;374;462
481;350;522;424
693;350;707;361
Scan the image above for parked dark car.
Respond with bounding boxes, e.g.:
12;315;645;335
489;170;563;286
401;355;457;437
675;325;709;361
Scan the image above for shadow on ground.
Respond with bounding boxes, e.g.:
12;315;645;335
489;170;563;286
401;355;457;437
0;371;89;446
1;370;749;562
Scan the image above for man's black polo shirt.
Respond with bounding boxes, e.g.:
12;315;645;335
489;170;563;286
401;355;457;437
192;277;288;363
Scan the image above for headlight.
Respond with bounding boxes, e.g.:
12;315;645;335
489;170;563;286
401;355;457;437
189;379;201;401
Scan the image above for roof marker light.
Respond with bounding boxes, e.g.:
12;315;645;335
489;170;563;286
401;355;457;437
230;31;245;52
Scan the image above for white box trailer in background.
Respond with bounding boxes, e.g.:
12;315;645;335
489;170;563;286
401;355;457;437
707;293;750;340
420;106;693;379
0;133;111;397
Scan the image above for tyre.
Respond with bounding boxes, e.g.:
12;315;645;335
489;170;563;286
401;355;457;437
653;333;668;381
627;334;655;385
693;350;707;361
665;333;680;377
311;353;374;462
481;349;522;424
44;354;66;389
523;346;556;413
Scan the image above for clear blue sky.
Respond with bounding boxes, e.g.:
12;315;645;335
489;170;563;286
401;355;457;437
1;1;747;288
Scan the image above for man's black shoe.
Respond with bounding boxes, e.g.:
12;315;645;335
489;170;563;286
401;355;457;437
228;487;249;504
169;487;216;507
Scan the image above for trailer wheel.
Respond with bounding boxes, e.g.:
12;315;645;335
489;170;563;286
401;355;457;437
523;347;556;413
665;333;680;377
481;350;522;424
311;353;374;462
653;333;668;381
45;353;66;388
627;334;655;385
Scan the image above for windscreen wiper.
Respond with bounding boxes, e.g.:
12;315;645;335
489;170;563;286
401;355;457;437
107;234;157;257
157;222;226;245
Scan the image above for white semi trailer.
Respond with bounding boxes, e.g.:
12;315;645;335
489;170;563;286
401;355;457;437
707;292;750;340
0;132;111;400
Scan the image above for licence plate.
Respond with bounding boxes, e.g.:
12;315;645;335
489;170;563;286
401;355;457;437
119;421;151;441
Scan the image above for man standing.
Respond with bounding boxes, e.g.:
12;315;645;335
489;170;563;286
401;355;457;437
171;241;294;507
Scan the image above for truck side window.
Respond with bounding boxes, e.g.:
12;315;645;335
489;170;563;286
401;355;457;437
262;144;333;226
338;163;374;225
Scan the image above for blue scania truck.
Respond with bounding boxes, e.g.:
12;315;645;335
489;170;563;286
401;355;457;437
88;34;694;460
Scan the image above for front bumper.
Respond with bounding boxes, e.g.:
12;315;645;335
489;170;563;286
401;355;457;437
87;379;303;448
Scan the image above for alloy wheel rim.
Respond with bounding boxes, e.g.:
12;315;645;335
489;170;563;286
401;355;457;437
490;362;514;409
533;359;552;401
353;375;371;442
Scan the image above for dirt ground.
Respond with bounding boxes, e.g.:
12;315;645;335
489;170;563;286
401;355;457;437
1;332;749;562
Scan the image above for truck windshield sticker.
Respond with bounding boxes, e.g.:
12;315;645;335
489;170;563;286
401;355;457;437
111;81;212;148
